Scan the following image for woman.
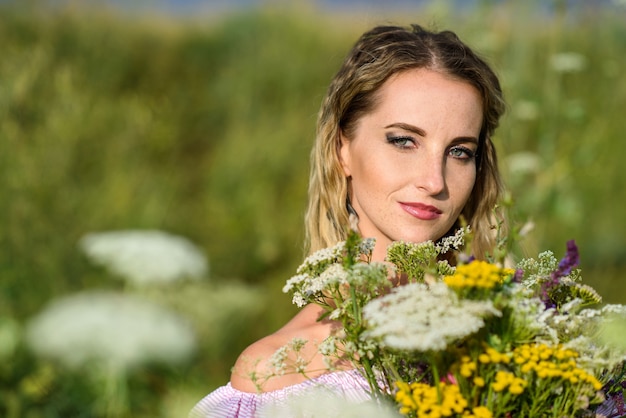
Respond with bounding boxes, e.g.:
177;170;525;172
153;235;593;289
191;23;505;417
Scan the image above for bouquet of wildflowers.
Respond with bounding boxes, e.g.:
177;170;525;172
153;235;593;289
281;221;626;418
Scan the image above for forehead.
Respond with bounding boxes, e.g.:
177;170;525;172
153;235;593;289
370;68;484;132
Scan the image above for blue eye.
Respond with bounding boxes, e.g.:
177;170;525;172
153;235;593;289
449;146;476;160
386;136;416;149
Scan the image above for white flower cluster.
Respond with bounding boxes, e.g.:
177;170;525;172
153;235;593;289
385;227;469;283
283;264;349;307
26;291;196;371
259;386;398;418
268;338;309;376
517;250;558;288
535;299;626;371
318;336;339;369
269;346;290;376
362;282;500;352
598;309;626;354
507;287;551;341
358;238;376;256
79;230;208;286
601;304;626;315
296;241;347;274
435;226;471;254
293;238;376;278
283;237;386;308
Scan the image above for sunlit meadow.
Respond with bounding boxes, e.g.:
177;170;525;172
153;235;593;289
1;0;625;416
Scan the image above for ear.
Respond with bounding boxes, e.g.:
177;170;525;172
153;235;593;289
338;132;352;177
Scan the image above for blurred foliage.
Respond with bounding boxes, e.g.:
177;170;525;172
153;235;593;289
1;0;625;416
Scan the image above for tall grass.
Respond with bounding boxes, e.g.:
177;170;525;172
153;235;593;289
1;1;625;416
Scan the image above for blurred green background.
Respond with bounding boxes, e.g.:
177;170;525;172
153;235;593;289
1;0;625;416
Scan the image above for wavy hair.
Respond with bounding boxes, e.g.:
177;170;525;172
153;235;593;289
305;24;506;258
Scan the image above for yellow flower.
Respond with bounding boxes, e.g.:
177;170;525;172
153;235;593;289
465;406;493;418
512;343;601;392
394;381;469;417
490;370;527;395
491;371;512;392
444;261;512;291
509;382;526;395
460;360;477;377
478;353;491;364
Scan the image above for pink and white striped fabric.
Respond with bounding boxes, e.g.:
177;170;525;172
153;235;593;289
189;369;374;418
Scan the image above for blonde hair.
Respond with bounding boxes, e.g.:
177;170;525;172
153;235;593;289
305;24;506;258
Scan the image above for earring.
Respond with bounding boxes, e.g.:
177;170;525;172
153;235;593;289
346;196;358;218
346;196;359;232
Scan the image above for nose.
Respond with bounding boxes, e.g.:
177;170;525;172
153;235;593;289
415;154;446;195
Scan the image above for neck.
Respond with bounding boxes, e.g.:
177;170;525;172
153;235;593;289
370;238;390;263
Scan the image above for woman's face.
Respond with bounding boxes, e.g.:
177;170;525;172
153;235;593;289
339;68;482;260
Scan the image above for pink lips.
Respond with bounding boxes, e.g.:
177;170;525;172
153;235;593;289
400;202;443;220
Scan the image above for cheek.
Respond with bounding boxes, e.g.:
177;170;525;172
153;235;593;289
353;153;403;193
349;164;397;213
455;169;477;204
445;162;477;205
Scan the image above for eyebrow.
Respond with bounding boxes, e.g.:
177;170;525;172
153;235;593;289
384;122;479;145
384;122;426;137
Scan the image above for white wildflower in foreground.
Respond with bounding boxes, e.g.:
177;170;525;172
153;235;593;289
362;282;500;351
79;230;208;286
435;225;470;254
259;386;399;418
598;306;626;352
296;241;347;273
506;287;550;341
283;264;349;307
26;291;196;371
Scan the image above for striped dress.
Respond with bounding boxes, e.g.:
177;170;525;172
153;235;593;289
189;369;374;418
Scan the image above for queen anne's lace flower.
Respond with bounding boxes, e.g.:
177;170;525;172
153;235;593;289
602;304;626;315
79;230;208;286
362;282;500;351
26;291;196;371
259;386;398;418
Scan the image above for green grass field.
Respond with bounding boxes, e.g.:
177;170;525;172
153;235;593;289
1;1;625;416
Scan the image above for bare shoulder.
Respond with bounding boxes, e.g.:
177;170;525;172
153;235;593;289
230;333;288;392
230;304;340;393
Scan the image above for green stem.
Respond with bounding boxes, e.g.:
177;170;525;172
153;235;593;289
349;286;360;326
360;355;383;399
97;364;128;418
430;356;442;403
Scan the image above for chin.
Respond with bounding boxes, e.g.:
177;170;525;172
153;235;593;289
395;234;438;245
396;229;449;245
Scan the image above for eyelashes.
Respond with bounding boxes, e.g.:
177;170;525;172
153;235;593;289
386;135;415;149
386;135;477;160
449;146;476;160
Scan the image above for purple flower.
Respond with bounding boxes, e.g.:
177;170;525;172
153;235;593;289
540;240;580;309
552;240;579;279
